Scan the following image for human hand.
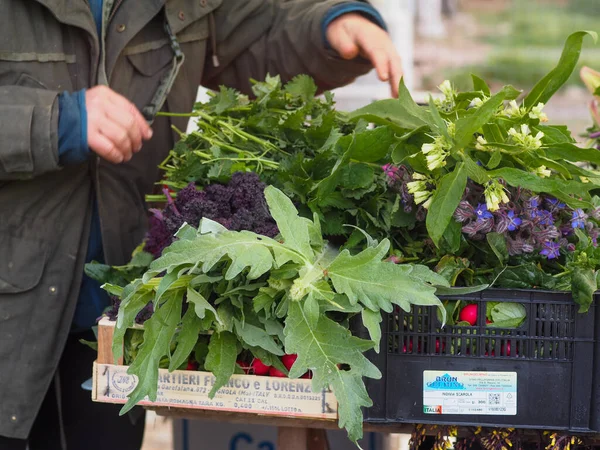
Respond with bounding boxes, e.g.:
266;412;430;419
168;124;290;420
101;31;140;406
326;12;403;98
86;86;153;163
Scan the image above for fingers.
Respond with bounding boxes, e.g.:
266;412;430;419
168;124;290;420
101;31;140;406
87;127;125;164
389;55;404;98
326;13;404;98
85;86;153;164
107;92;153;142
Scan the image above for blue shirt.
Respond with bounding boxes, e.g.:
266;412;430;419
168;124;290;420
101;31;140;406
58;1;386;330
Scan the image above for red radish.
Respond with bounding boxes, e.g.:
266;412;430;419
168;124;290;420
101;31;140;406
402;339;422;353
435;339;446;353
269;366;287;377
459;304;478;326
486;319;492;324
282;354;298;370
251;358;271;375
237;360;250;374
301;371;313;379
186;360;199;371
501;342;512;356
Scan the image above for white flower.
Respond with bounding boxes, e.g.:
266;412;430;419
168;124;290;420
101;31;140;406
529;102;548;122
503;100;526;118
484;180;510;212
475;136;488;151
534;165;551;178
438;80;455;98
507;124;544;151
471;97;484;108
422;196;433;210
407;180;427;194
413;190;433;205
411;172;428;181
421;133;452;171
421;143;437;154
425;150;448;170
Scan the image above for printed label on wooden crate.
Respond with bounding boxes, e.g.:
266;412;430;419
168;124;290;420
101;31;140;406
93;363;338;419
423;371;517;415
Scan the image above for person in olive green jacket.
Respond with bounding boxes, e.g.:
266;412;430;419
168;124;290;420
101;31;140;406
0;1;402;449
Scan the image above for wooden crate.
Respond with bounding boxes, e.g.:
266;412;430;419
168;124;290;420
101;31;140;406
92;318;339;422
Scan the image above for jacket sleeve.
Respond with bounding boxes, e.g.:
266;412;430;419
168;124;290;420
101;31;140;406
201;0;382;94
0;86;61;180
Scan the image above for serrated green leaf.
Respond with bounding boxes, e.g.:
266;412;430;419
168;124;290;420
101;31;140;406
175;223;198;241
341;164;374;190
340;126;397;163
264;185;314;260
120;290;183;414
361;309;382;353
284;74;317;102
328;240;442;313
187;287;222;325
205;331;238;397
234;318;284;356
284;301;380;443
147;229;288;281
209;86;240;114
426;163;468;247
113;285;153;364
524;31;597;109
303;293;320;329
169;307;202;371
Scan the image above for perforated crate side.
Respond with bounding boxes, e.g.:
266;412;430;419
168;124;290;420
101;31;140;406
358;289;599;431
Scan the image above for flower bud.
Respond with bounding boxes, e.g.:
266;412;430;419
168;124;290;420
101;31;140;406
580;66;600;98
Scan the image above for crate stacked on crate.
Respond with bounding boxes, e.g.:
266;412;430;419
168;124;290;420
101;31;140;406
359;289;600;433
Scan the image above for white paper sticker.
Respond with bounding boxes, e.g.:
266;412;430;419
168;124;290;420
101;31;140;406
423;371;517;415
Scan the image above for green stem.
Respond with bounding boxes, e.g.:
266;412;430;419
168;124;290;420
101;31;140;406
156;112;199;118
553;270;572;279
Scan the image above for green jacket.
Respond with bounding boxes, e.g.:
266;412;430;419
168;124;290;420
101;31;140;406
0;0;373;439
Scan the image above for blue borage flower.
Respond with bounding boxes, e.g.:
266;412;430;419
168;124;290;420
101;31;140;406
571;209;587;229
546;198;566;212
475;203;493;221
540;240;561;259
507;210;522;231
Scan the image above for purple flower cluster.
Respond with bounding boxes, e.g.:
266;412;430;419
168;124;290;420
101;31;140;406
144;172;279;257
453;186;600;260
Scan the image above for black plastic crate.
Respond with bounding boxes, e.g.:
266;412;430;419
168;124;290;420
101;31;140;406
357;289;599;433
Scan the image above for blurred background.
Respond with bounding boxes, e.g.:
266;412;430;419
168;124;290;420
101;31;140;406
158;1;600;449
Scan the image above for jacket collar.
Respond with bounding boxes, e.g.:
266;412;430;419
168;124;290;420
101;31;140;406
33;0;97;36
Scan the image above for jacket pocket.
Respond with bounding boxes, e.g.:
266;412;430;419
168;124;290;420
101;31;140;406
0;233;47;293
125;41;174;78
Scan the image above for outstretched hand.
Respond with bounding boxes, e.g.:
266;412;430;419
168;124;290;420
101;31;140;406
327;13;402;97
326;12;403;98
